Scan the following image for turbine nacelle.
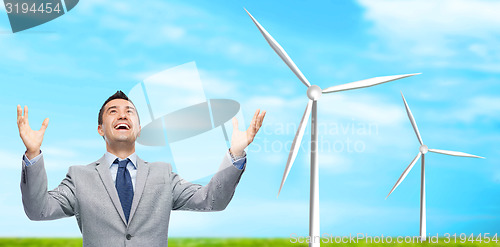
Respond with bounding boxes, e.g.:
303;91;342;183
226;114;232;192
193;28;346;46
307;85;322;101
419;145;429;154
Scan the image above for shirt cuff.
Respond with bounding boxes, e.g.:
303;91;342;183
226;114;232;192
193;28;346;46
228;149;246;170
23;151;42;167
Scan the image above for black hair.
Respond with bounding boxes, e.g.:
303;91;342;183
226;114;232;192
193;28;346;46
98;90;138;125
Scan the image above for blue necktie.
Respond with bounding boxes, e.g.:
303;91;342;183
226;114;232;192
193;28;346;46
115;158;134;223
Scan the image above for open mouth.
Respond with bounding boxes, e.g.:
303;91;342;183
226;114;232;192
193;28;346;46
114;123;131;130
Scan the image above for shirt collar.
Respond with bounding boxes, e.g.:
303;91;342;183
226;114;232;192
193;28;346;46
104;152;138;169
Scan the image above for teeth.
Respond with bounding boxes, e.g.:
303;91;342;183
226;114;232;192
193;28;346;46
115;124;130;129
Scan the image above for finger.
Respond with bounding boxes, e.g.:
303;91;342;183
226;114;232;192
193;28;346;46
24;105;29;125
17;105;24;129
254;112;265;134
257;111;266;130
251;109;260;127
254;110;264;131
254;115;261;131
232;117;239;131
40;118;49;132
17;105;22;122
258;110;266;127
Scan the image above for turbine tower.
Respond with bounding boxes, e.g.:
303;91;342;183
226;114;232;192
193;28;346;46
386;92;484;241
245;9;419;247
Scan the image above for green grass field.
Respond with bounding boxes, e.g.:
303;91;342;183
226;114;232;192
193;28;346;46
0;238;498;246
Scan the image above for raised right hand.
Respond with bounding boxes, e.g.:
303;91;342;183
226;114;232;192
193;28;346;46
17;105;49;160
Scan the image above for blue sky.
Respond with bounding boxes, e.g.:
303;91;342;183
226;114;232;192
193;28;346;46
0;0;498;239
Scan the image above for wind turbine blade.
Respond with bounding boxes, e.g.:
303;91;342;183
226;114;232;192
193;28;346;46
278;100;313;196
401;92;424;145
429;149;484;159
322;73;420;94
386;152;422;199
245;9;311;88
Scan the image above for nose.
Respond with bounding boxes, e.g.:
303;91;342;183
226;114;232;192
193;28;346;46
118;110;128;119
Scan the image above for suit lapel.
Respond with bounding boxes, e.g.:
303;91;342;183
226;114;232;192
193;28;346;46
128;157;149;223
95;156;127;226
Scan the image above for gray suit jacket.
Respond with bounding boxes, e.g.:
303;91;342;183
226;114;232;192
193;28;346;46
20;153;244;247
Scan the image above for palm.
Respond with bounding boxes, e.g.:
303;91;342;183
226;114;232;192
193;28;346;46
17;105;49;157
230;129;250;154
230;109;266;156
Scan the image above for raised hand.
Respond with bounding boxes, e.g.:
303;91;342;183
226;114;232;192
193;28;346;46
230;109;266;157
17;105;49;160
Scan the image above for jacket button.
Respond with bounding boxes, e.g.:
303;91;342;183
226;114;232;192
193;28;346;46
126;234;132;240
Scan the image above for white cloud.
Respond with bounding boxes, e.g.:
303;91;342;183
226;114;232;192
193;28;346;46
0;38;28;62
64;138;104;150
204;36;269;65
241;92;411;173
257;152;286;165
318;153;352;174
0;146;86;171
198;69;240;98
243;92;403;128
41;145;93;170
43;146;78;158
1;139;104;171
0;150;23;169
357;0;500;71
75;0;268;64
243;95;309;141
433;95;500;123
360;0;500;38
126;65;242;100
161;25;186;41
244;93;407;139
319;93;405;126
461;96;500;122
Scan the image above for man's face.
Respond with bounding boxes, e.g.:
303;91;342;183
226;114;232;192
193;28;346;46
98;99;141;145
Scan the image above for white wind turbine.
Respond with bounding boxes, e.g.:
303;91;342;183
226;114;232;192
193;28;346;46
386;92;484;241
245;9;419;246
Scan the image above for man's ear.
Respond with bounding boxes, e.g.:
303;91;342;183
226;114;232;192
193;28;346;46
97;125;104;137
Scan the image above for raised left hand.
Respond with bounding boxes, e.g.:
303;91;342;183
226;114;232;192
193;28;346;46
230;109;266;156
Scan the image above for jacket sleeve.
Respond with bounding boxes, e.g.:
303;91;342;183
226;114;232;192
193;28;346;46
170;152;244;211
20;154;77;221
